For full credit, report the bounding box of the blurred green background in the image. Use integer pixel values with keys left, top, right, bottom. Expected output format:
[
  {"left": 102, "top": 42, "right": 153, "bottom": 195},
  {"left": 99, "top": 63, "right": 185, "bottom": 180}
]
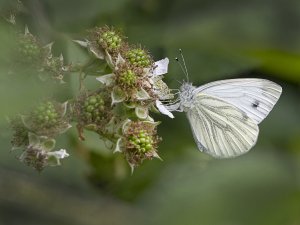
[{"left": 1, "top": 0, "right": 300, "bottom": 224}]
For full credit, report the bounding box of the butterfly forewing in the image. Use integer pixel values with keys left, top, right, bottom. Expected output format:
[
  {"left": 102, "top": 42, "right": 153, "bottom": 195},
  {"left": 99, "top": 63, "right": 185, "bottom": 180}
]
[
  {"left": 187, "top": 93, "right": 259, "bottom": 158},
  {"left": 195, "top": 79, "right": 282, "bottom": 124}
]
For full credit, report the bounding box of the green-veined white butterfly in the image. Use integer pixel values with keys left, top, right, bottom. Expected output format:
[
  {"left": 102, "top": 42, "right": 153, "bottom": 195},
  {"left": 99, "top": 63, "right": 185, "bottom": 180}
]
[{"left": 165, "top": 51, "right": 282, "bottom": 158}]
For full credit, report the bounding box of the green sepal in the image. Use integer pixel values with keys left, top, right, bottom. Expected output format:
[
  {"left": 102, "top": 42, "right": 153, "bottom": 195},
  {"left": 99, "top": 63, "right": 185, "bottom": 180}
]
[
  {"left": 136, "top": 88, "right": 150, "bottom": 100},
  {"left": 111, "top": 86, "right": 126, "bottom": 104},
  {"left": 135, "top": 106, "right": 148, "bottom": 119},
  {"left": 28, "top": 132, "right": 40, "bottom": 146},
  {"left": 121, "top": 119, "right": 132, "bottom": 134},
  {"left": 123, "top": 101, "right": 136, "bottom": 109},
  {"left": 113, "top": 138, "right": 123, "bottom": 153},
  {"left": 42, "top": 138, "right": 56, "bottom": 152},
  {"left": 96, "top": 73, "right": 115, "bottom": 86}
]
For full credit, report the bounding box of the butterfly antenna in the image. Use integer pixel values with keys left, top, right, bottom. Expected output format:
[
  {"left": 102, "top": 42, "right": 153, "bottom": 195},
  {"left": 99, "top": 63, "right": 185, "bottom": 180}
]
[
  {"left": 175, "top": 57, "right": 187, "bottom": 82},
  {"left": 179, "top": 49, "right": 189, "bottom": 82}
]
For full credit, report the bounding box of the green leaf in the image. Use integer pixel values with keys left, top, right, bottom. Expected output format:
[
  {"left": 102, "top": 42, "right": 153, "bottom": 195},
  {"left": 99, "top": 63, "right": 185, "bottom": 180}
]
[{"left": 248, "top": 49, "right": 300, "bottom": 83}]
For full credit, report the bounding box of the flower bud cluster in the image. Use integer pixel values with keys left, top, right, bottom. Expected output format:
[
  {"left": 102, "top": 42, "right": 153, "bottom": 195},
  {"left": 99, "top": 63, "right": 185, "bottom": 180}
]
[
  {"left": 13, "top": 27, "right": 69, "bottom": 83},
  {"left": 126, "top": 48, "right": 152, "bottom": 67},
  {"left": 32, "top": 101, "right": 59, "bottom": 128},
  {"left": 74, "top": 90, "right": 113, "bottom": 138},
  {"left": 121, "top": 121, "right": 161, "bottom": 169},
  {"left": 17, "top": 33, "right": 41, "bottom": 63},
  {"left": 9, "top": 24, "right": 175, "bottom": 172},
  {"left": 98, "top": 29, "right": 123, "bottom": 52},
  {"left": 10, "top": 101, "right": 71, "bottom": 171},
  {"left": 74, "top": 25, "right": 174, "bottom": 170}
]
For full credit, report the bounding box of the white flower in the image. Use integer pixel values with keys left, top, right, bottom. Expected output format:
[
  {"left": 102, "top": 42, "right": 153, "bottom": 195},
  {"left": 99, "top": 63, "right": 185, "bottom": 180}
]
[
  {"left": 153, "top": 58, "right": 169, "bottom": 76},
  {"left": 47, "top": 149, "right": 70, "bottom": 166},
  {"left": 147, "top": 58, "right": 174, "bottom": 119},
  {"left": 96, "top": 55, "right": 174, "bottom": 118},
  {"left": 47, "top": 149, "right": 69, "bottom": 159}
]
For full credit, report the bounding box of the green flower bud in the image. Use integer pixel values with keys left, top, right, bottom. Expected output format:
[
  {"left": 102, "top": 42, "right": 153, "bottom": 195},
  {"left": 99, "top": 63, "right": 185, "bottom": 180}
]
[
  {"left": 123, "top": 121, "right": 161, "bottom": 168},
  {"left": 98, "top": 28, "right": 123, "bottom": 52},
  {"left": 83, "top": 94, "right": 106, "bottom": 123},
  {"left": 126, "top": 48, "right": 152, "bottom": 68},
  {"left": 18, "top": 35, "right": 41, "bottom": 63},
  {"left": 117, "top": 69, "right": 137, "bottom": 87},
  {"left": 32, "top": 102, "right": 59, "bottom": 128}
]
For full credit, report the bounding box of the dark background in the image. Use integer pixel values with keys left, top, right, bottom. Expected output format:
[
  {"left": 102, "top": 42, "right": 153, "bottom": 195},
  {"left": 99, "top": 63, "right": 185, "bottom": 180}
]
[{"left": 0, "top": 0, "right": 300, "bottom": 225}]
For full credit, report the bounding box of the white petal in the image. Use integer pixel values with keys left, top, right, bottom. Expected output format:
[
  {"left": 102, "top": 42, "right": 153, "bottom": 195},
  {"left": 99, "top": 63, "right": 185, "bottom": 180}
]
[
  {"left": 96, "top": 73, "right": 115, "bottom": 86},
  {"left": 153, "top": 58, "right": 169, "bottom": 76},
  {"left": 156, "top": 100, "right": 174, "bottom": 118},
  {"left": 48, "top": 149, "right": 69, "bottom": 159}
]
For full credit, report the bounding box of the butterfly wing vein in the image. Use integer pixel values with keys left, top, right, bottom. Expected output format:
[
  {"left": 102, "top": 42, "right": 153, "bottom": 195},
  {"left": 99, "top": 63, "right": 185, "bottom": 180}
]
[
  {"left": 187, "top": 94, "right": 259, "bottom": 158},
  {"left": 196, "top": 79, "right": 282, "bottom": 124}
]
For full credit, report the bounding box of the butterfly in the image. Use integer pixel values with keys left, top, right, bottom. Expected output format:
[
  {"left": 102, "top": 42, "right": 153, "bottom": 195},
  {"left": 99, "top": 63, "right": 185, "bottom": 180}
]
[{"left": 166, "top": 51, "right": 282, "bottom": 158}]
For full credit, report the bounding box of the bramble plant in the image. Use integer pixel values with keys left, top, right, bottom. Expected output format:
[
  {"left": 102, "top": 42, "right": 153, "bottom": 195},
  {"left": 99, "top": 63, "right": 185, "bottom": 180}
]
[{"left": 8, "top": 20, "right": 174, "bottom": 172}]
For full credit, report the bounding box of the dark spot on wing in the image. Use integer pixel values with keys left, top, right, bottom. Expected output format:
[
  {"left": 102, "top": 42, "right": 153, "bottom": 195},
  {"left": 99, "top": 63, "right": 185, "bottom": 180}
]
[{"left": 252, "top": 100, "right": 259, "bottom": 108}]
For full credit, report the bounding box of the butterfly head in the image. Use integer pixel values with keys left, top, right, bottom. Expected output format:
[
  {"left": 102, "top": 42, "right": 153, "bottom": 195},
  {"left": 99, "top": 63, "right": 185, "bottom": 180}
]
[
  {"left": 180, "top": 81, "right": 195, "bottom": 93},
  {"left": 177, "top": 81, "right": 196, "bottom": 110},
  {"left": 173, "top": 49, "right": 197, "bottom": 110}
]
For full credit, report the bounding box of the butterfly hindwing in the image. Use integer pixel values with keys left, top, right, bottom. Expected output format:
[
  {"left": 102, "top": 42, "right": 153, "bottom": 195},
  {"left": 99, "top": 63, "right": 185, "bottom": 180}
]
[
  {"left": 186, "top": 93, "right": 259, "bottom": 158},
  {"left": 195, "top": 79, "right": 282, "bottom": 124}
]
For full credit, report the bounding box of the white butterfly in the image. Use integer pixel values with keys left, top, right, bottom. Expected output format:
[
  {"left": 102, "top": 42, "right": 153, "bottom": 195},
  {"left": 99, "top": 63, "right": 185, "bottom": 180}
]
[{"left": 166, "top": 53, "right": 282, "bottom": 158}]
